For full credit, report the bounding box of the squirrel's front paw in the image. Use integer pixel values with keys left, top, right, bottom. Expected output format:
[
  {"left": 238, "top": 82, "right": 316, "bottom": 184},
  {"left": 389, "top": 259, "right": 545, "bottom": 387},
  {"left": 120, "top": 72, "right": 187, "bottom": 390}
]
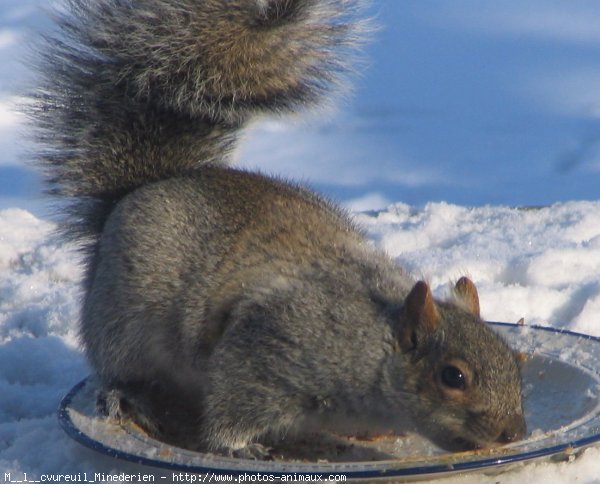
[{"left": 230, "top": 443, "right": 273, "bottom": 461}]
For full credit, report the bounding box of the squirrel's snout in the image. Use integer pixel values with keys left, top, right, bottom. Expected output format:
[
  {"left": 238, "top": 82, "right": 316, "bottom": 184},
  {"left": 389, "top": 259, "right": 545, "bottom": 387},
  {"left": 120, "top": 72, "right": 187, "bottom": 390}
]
[{"left": 496, "top": 414, "right": 527, "bottom": 445}]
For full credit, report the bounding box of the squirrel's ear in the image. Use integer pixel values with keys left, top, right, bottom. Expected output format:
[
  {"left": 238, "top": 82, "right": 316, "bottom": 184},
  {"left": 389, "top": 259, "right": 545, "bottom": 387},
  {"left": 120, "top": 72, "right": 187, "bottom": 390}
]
[
  {"left": 399, "top": 281, "right": 440, "bottom": 352},
  {"left": 453, "top": 277, "right": 480, "bottom": 318}
]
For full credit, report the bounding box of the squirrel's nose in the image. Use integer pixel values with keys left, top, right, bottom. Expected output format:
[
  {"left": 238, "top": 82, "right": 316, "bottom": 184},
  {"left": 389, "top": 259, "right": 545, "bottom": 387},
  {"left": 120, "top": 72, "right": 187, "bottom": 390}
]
[{"left": 496, "top": 414, "right": 527, "bottom": 444}]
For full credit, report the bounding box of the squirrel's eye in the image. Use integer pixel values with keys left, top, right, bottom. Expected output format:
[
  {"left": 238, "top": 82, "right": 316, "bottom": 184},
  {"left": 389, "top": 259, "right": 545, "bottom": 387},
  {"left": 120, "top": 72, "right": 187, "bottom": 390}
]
[{"left": 441, "top": 365, "right": 466, "bottom": 390}]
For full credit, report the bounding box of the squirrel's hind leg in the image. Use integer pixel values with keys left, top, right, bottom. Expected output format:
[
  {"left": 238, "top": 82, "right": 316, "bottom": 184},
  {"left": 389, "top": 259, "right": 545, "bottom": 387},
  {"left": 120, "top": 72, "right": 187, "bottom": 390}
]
[
  {"left": 96, "top": 381, "right": 204, "bottom": 451},
  {"left": 96, "top": 385, "right": 164, "bottom": 436},
  {"left": 95, "top": 380, "right": 280, "bottom": 460}
]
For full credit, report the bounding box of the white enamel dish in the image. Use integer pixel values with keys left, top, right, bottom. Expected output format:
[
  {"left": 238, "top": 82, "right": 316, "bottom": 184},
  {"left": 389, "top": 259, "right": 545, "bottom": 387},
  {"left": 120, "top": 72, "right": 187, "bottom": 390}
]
[{"left": 58, "top": 323, "right": 600, "bottom": 480}]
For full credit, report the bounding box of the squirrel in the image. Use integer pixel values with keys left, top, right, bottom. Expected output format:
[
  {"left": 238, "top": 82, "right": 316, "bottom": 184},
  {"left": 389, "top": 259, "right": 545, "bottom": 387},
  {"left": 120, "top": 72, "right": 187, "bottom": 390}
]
[{"left": 30, "top": 0, "right": 526, "bottom": 458}]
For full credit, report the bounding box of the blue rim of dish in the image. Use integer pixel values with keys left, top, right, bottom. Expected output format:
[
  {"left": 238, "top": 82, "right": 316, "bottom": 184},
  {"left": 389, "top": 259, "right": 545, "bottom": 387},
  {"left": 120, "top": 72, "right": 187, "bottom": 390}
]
[{"left": 58, "top": 323, "right": 600, "bottom": 479}]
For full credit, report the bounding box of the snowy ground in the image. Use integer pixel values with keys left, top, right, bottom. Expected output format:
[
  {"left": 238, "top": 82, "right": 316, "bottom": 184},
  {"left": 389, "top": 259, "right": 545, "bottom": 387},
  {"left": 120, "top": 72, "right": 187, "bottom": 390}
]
[{"left": 2, "top": 0, "right": 600, "bottom": 482}]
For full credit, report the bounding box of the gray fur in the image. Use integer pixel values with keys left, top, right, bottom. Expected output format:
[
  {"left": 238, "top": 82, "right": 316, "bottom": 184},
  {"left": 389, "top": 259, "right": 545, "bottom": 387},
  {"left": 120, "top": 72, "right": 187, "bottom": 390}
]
[
  {"left": 30, "top": 0, "right": 525, "bottom": 456},
  {"left": 29, "top": 0, "right": 367, "bottom": 241}
]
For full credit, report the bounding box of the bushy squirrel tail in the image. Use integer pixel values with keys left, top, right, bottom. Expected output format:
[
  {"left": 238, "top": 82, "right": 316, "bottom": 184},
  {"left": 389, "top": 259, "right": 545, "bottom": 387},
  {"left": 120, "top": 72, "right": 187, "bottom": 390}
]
[{"left": 30, "top": 0, "right": 368, "bottom": 239}]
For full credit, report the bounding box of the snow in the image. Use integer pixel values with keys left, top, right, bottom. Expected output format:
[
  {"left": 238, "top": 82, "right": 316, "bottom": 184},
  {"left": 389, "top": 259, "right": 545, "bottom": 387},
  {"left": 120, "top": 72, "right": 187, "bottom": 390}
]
[
  {"left": 1, "top": 0, "right": 600, "bottom": 482},
  {"left": 356, "top": 201, "right": 600, "bottom": 336}
]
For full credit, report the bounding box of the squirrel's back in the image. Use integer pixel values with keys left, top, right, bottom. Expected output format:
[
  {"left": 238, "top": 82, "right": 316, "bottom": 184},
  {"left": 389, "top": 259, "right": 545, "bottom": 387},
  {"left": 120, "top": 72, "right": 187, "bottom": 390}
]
[{"left": 31, "top": 0, "right": 367, "bottom": 240}]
